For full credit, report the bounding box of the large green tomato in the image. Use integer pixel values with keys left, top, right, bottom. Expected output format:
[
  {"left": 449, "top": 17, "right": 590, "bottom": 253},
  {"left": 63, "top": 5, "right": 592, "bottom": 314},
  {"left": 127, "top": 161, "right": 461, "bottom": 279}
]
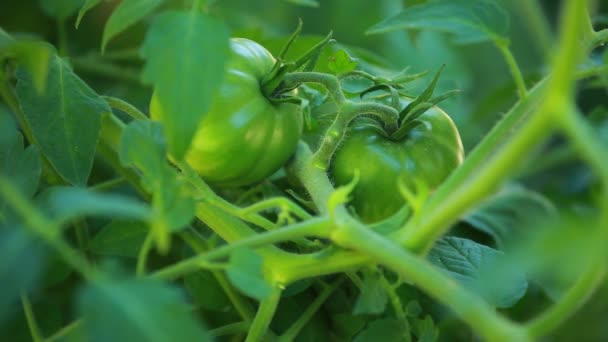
[
  {"left": 331, "top": 99, "right": 464, "bottom": 223},
  {"left": 151, "top": 38, "right": 302, "bottom": 187}
]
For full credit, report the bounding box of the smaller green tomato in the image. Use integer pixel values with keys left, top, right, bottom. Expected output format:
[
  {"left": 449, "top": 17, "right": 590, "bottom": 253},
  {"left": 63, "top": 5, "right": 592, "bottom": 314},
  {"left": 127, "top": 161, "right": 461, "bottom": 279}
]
[
  {"left": 331, "top": 99, "right": 464, "bottom": 223},
  {"left": 150, "top": 38, "right": 302, "bottom": 187}
]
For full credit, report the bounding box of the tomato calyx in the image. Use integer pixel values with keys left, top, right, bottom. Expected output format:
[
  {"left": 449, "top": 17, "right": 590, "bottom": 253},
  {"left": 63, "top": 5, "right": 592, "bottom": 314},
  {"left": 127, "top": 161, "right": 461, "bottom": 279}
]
[
  {"left": 357, "top": 65, "right": 462, "bottom": 142},
  {"left": 261, "top": 21, "right": 334, "bottom": 99}
]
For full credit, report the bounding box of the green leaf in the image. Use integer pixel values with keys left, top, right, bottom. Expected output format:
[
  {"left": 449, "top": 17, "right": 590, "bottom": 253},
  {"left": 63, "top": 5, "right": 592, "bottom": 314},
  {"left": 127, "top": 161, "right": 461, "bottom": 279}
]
[
  {"left": 40, "top": 186, "right": 152, "bottom": 224},
  {"left": 89, "top": 220, "right": 149, "bottom": 258},
  {"left": 354, "top": 318, "right": 407, "bottom": 342},
  {"left": 328, "top": 49, "right": 358, "bottom": 75},
  {"left": 226, "top": 248, "right": 272, "bottom": 300},
  {"left": 463, "top": 184, "right": 556, "bottom": 247},
  {"left": 0, "top": 129, "right": 41, "bottom": 219},
  {"left": 0, "top": 33, "right": 53, "bottom": 93},
  {"left": 428, "top": 236, "right": 528, "bottom": 308},
  {"left": 16, "top": 55, "right": 109, "bottom": 186},
  {"left": 39, "top": 0, "right": 84, "bottom": 20},
  {"left": 101, "top": 0, "right": 164, "bottom": 53},
  {"left": 412, "top": 315, "right": 439, "bottom": 342},
  {"left": 119, "top": 120, "right": 166, "bottom": 183},
  {"left": 184, "top": 271, "right": 232, "bottom": 311},
  {"left": 0, "top": 227, "right": 46, "bottom": 324},
  {"left": 503, "top": 216, "right": 606, "bottom": 301},
  {"left": 76, "top": 0, "right": 104, "bottom": 28},
  {"left": 353, "top": 270, "right": 388, "bottom": 315},
  {"left": 366, "top": 0, "right": 509, "bottom": 44},
  {"left": 78, "top": 278, "right": 211, "bottom": 342},
  {"left": 140, "top": 10, "right": 229, "bottom": 160},
  {"left": 285, "top": 0, "right": 319, "bottom": 7},
  {"left": 119, "top": 120, "right": 195, "bottom": 252}
]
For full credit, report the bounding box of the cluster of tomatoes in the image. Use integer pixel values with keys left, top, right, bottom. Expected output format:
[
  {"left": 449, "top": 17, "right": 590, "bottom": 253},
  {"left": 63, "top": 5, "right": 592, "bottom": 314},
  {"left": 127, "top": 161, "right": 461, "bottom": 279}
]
[{"left": 151, "top": 38, "right": 464, "bottom": 223}]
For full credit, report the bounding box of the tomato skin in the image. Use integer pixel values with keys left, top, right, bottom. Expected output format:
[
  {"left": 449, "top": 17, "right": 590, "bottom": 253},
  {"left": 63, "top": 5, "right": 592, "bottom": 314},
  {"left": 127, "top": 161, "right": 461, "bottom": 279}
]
[
  {"left": 151, "top": 38, "right": 302, "bottom": 187},
  {"left": 331, "top": 99, "right": 464, "bottom": 223}
]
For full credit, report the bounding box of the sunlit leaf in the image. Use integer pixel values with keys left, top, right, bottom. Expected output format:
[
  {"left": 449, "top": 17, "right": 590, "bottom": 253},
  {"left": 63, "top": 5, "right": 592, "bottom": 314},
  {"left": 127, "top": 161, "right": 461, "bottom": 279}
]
[
  {"left": 140, "top": 10, "right": 229, "bottom": 160},
  {"left": 328, "top": 50, "right": 358, "bottom": 75}
]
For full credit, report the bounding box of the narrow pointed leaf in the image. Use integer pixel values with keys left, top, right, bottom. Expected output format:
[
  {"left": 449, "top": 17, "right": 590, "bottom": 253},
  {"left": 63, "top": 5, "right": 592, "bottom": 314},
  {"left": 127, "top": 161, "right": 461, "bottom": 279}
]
[{"left": 101, "top": 0, "right": 164, "bottom": 53}]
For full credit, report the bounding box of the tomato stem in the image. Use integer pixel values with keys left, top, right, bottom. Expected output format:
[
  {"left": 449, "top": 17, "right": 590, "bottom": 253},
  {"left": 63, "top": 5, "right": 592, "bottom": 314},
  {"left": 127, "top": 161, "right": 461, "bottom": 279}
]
[
  {"left": 312, "top": 101, "right": 398, "bottom": 170},
  {"left": 245, "top": 286, "right": 282, "bottom": 342}
]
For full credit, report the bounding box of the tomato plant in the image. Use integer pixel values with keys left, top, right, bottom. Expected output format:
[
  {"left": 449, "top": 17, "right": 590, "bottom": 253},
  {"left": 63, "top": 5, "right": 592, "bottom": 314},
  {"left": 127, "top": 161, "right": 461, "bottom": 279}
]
[
  {"left": 150, "top": 38, "right": 302, "bottom": 187},
  {"left": 2, "top": 1, "right": 608, "bottom": 342}
]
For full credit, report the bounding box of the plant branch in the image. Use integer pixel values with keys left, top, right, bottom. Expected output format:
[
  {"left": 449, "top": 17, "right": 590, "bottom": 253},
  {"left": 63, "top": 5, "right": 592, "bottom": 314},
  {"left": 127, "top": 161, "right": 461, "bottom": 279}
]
[
  {"left": 21, "top": 293, "right": 44, "bottom": 342},
  {"left": 245, "top": 286, "right": 282, "bottom": 342},
  {"left": 495, "top": 39, "right": 527, "bottom": 99}
]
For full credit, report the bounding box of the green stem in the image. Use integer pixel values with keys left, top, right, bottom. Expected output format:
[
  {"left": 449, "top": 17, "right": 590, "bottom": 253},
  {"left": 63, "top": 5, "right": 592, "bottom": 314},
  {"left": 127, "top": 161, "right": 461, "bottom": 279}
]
[
  {"left": 526, "top": 262, "right": 606, "bottom": 339},
  {"left": 150, "top": 216, "right": 331, "bottom": 281},
  {"left": 74, "top": 220, "right": 90, "bottom": 256},
  {"left": 21, "top": 293, "right": 44, "bottom": 342},
  {"left": 179, "top": 229, "right": 256, "bottom": 322},
  {"left": 71, "top": 57, "right": 141, "bottom": 83},
  {"left": 288, "top": 141, "right": 524, "bottom": 341},
  {"left": 380, "top": 276, "right": 411, "bottom": 342},
  {"left": 136, "top": 231, "right": 154, "bottom": 277},
  {"left": 330, "top": 214, "right": 530, "bottom": 342},
  {"left": 396, "top": 0, "right": 589, "bottom": 254},
  {"left": 97, "top": 48, "right": 141, "bottom": 61},
  {"left": 103, "top": 96, "right": 148, "bottom": 120},
  {"left": 396, "top": 108, "right": 554, "bottom": 253},
  {"left": 278, "top": 278, "right": 344, "bottom": 342},
  {"left": 496, "top": 39, "right": 527, "bottom": 99},
  {"left": 0, "top": 175, "right": 97, "bottom": 281},
  {"left": 209, "top": 321, "right": 250, "bottom": 337},
  {"left": 45, "top": 320, "right": 82, "bottom": 342},
  {"left": 245, "top": 286, "right": 282, "bottom": 342},
  {"left": 56, "top": 20, "right": 68, "bottom": 56},
  {"left": 282, "top": 72, "right": 346, "bottom": 104},
  {"left": 312, "top": 100, "right": 398, "bottom": 170},
  {"left": 91, "top": 177, "right": 127, "bottom": 191},
  {"left": 558, "top": 108, "right": 608, "bottom": 191},
  {"left": 239, "top": 197, "right": 312, "bottom": 221}
]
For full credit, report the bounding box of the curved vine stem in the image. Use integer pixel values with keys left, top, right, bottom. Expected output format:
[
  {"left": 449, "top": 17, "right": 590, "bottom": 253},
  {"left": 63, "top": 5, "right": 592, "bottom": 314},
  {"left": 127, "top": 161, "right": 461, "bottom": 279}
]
[
  {"left": 282, "top": 71, "right": 398, "bottom": 170},
  {"left": 245, "top": 286, "right": 282, "bottom": 342}
]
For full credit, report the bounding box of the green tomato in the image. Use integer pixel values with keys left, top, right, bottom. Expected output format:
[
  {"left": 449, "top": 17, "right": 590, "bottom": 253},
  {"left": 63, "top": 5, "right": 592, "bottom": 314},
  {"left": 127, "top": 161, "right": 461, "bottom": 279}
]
[
  {"left": 151, "top": 38, "right": 302, "bottom": 187},
  {"left": 331, "top": 99, "right": 464, "bottom": 223}
]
